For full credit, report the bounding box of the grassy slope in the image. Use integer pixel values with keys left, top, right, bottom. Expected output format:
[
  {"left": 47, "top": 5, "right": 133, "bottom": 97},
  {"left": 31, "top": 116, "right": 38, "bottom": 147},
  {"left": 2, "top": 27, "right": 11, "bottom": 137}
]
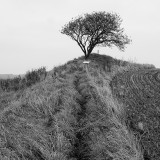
[
  {"left": 111, "top": 68, "right": 160, "bottom": 160},
  {"left": 0, "top": 53, "right": 158, "bottom": 160}
]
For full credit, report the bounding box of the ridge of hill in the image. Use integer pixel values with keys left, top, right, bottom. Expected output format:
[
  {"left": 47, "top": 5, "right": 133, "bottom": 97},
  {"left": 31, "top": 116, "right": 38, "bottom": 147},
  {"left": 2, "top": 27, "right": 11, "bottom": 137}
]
[{"left": 0, "top": 53, "right": 159, "bottom": 160}]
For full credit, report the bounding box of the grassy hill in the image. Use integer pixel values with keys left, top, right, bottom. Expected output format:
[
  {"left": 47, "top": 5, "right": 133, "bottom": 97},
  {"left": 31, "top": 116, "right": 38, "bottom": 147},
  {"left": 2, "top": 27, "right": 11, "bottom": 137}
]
[{"left": 0, "top": 53, "right": 159, "bottom": 160}]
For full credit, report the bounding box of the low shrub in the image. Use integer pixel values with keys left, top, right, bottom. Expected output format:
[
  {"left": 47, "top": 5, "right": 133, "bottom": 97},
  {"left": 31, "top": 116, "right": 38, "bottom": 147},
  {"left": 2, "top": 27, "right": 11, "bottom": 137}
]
[{"left": 0, "top": 67, "right": 47, "bottom": 92}]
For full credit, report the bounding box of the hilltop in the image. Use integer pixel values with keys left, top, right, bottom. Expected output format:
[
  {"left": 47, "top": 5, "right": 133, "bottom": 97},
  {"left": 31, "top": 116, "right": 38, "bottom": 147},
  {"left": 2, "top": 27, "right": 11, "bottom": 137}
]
[{"left": 0, "top": 53, "right": 159, "bottom": 160}]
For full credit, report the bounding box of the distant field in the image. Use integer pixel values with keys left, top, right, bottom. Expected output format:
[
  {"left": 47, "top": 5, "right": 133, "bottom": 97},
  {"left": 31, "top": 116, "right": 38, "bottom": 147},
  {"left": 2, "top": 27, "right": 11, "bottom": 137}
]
[{"left": 0, "top": 74, "right": 18, "bottom": 79}]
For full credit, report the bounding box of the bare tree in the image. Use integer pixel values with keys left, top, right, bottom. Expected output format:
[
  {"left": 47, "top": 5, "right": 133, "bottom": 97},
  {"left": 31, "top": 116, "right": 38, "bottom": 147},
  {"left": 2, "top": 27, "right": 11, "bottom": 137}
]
[{"left": 61, "top": 11, "right": 131, "bottom": 59}]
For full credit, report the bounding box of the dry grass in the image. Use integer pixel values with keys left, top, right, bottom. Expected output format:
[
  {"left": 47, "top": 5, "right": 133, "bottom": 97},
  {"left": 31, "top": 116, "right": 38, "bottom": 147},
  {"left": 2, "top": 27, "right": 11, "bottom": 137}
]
[
  {"left": 0, "top": 53, "right": 154, "bottom": 159},
  {"left": 84, "top": 63, "right": 143, "bottom": 160},
  {"left": 111, "top": 64, "right": 160, "bottom": 159}
]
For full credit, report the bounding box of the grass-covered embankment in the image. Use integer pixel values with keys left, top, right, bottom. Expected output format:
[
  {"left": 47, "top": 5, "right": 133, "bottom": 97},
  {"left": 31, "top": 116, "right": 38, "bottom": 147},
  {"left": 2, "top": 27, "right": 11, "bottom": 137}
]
[{"left": 0, "top": 53, "right": 156, "bottom": 160}]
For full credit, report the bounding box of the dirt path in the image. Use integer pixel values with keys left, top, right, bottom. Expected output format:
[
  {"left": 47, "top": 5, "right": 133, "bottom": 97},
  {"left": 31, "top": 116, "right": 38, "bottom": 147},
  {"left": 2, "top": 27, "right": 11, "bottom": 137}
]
[{"left": 72, "top": 70, "right": 91, "bottom": 160}]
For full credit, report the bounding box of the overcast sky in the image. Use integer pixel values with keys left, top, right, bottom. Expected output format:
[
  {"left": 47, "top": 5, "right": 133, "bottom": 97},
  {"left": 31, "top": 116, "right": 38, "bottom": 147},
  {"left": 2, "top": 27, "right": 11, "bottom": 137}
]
[{"left": 0, "top": 0, "right": 160, "bottom": 74}]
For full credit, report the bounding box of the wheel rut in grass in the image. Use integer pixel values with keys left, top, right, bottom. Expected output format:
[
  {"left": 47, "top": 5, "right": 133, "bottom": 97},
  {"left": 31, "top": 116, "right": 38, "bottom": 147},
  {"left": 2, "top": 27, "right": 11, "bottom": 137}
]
[
  {"left": 111, "top": 68, "right": 160, "bottom": 160},
  {"left": 71, "top": 71, "right": 91, "bottom": 160}
]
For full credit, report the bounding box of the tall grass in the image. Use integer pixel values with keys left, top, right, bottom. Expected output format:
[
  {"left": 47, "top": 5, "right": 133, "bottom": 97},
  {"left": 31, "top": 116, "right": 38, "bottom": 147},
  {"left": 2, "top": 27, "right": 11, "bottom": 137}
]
[
  {"left": 82, "top": 63, "right": 144, "bottom": 160},
  {"left": 0, "top": 53, "right": 147, "bottom": 159}
]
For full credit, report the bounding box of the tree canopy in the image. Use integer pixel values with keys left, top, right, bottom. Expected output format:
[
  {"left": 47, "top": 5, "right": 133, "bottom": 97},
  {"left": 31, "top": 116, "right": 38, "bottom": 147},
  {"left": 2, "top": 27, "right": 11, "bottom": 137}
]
[{"left": 61, "top": 11, "right": 131, "bottom": 59}]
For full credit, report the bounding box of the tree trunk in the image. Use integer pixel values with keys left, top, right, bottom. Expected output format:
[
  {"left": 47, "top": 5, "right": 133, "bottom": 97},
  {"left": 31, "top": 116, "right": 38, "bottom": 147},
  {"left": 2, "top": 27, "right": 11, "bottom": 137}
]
[
  {"left": 83, "top": 43, "right": 95, "bottom": 60},
  {"left": 85, "top": 53, "right": 90, "bottom": 60},
  {"left": 85, "top": 47, "right": 94, "bottom": 59},
  {"left": 84, "top": 52, "right": 87, "bottom": 59}
]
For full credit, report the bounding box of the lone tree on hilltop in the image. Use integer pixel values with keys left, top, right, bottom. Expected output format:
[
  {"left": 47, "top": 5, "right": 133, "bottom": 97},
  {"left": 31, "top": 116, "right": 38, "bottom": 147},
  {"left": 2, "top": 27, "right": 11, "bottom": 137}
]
[{"left": 61, "top": 11, "right": 131, "bottom": 59}]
